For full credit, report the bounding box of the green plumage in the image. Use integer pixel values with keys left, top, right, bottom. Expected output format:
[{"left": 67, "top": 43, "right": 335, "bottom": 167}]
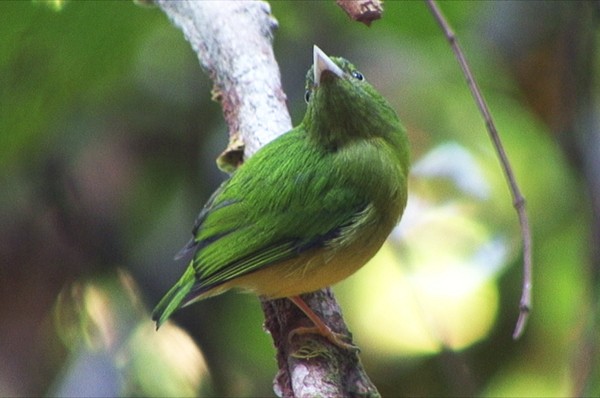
[{"left": 152, "top": 46, "right": 409, "bottom": 328}]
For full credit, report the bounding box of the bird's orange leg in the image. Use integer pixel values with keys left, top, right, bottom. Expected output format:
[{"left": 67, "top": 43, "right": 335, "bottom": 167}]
[{"left": 288, "top": 295, "right": 358, "bottom": 351}]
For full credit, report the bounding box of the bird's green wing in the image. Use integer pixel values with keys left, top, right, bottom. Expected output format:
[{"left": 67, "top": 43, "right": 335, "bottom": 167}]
[
  {"left": 190, "top": 131, "right": 368, "bottom": 292},
  {"left": 152, "top": 130, "right": 368, "bottom": 327}
]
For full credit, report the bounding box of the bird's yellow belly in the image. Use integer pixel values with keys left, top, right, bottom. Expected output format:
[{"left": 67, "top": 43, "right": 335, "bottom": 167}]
[{"left": 219, "top": 230, "right": 387, "bottom": 298}]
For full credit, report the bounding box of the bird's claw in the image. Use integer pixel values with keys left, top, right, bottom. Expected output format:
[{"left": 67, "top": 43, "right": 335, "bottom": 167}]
[{"left": 288, "top": 325, "right": 360, "bottom": 352}]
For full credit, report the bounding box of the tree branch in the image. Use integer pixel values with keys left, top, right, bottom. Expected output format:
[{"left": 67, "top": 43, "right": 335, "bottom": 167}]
[
  {"left": 155, "top": 0, "right": 290, "bottom": 163},
  {"left": 153, "top": 1, "right": 378, "bottom": 396}
]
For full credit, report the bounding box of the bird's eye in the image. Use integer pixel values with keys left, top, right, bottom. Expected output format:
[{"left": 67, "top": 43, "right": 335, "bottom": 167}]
[
  {"left": 304, "top": 90, "right": 311, "bottom": 103},
  {"left": 351, "top": 70, "right": 364, "bottom": 81}
]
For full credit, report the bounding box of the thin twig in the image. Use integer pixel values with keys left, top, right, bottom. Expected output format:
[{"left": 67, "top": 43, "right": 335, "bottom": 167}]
[{"left": 424, "top": 0, "right": 533, "bottom": 339}]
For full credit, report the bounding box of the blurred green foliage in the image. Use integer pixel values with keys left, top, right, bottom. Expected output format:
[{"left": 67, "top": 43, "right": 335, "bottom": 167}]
[{"left": 1, "top": 0, "right": 599, "bottom": 397}]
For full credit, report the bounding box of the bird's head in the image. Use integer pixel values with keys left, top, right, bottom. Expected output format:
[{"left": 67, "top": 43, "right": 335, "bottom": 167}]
[{"left": 303, "top": 46, "right": 402, "bottom": 150}]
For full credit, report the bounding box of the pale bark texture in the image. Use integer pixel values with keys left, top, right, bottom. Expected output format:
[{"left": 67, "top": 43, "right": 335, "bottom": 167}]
[
  {"left": 155, "top": 0, "right": 290, "bottom": 163},
  {"left": 153, "top": 1, "right": 379, "bottom": 396}
]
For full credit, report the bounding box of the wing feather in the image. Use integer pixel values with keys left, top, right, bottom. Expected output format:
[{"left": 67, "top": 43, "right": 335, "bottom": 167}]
[{"left": 183, "top": 131, "right": 367, "bottom": 297}]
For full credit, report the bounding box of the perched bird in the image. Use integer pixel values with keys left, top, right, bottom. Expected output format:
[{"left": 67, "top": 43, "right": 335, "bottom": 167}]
[{"left": 152, "top": 46, "right": 409, "bottom": 349}]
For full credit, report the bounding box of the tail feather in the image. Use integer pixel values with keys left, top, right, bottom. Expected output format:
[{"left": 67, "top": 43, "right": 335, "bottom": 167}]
[{"left": 152, "top": 267, "right": 196, "bottom": 329}]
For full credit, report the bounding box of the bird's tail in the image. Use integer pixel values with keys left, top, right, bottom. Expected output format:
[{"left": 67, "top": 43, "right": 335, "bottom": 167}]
[{"left": 151, "top": 266, "right": 196, "bottom": 329}]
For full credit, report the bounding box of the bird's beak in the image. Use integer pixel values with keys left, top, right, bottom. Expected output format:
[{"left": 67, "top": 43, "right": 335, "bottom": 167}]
[{"left": 313, "top": 45, "right": 344, "bottom": 85}]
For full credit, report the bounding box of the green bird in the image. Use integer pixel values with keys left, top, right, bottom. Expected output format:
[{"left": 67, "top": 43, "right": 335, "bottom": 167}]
[{"left": 152, "top": 46, "right": 409, "bottom": 349}]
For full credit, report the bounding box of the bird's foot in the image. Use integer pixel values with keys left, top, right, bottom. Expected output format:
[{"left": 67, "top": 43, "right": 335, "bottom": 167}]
[{"left": 288, "top": 325, "right": 359, "bottom": 352}]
